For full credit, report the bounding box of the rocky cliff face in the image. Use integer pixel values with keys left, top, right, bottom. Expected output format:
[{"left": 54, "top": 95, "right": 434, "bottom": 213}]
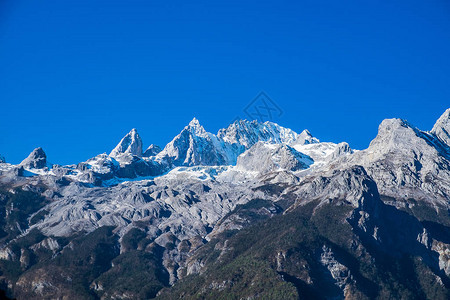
[
  {"left": 339, "top": 116, "right": 450, "bottom": 209},
  {"left": 156, "top": 118, "right": 234, "bottom": 166},
  {"left": 236, "top": 142, "right": 313, "bottom": 173},
  {"left": 0, "top": 109, "right": 449, "bottom": 299},
  {"left": 19, "top": 147, "right": 47, "bottom": 169},
  {"left": 110, "top": 128, "right": 143, "bottom": 158}
]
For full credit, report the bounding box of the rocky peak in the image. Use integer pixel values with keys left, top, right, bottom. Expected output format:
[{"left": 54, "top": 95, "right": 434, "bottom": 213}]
[
  {"left": 431, "top": 108, "right": 450, "bottom": 146},
  {"left": 368, "top": 118, "right": 417, "bottom": 153},
  {"left": 329, "top": 142, "right": 353, "bottom": 160},
  {"left": 217, "top": 119, "right": 301, "bottom": 148},
  {"left": 0, "top": 154, "right": 5, "bottom": 163},
  {"left": 185, "top": 118, "right": 208, "bottom": 137},
  {"left": 236, "top": 142, "right": 313, "bottom": 173},
  {"left": 157, "top": 119, "right": 230, "bottom": 166},
  {"left": 110, "top": 128, "right": 143, "bottom": 157},
  {"left": 143, "top": 144, "right": 162, "bottom": 157},
  {"left": 297, "top": 129, "right": 320, "bottom": 145},
  {"left": 20, "top": 147, "right": 47, "bottom": 169}
]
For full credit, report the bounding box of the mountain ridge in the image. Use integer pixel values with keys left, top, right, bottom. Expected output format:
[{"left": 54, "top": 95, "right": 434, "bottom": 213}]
[{"left": 0, "top": 109, "right": 449, "bottom": 299}]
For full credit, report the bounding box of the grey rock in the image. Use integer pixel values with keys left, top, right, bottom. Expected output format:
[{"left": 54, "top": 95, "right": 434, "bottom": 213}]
[
  {"left": 236, "top": 142, "right": 313, "bottom": 173},
  {"left": 143, "top": 144, "right": 162, "bottom": 157},
  {"left": 340, "top": 117, "right": 450, "bottom": 208},
  {"left": 110, "top": 128, "right": 143, "bottom": 157},
  {"left": 20, "top": 147, "right": 47, "bottom": 169},
  {"left": 157, "top": 118, "right": 233, "bottom": 166},
  {"left": 329, "top": 142, "right": 353, "bottom": 160}
]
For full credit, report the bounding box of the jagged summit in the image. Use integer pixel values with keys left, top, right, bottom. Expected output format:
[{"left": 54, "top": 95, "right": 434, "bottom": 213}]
[
  {"left": 431, "top": 108, "right": 450, "bottom": 146},
  {"left": 157, "top": 118, "right": 230, "bottom": 166},
  {"left": 217, "top": 119, "right": 304, "bottom": 148},
  {"left": 20, "top": 147, "right": 47, "bottom": 169},
  {"left": 189, "top": 117, "right": 200, "bottom": 127},
  {"left": 185, "top": 117, "right": 208, "bottom": 137},
  {"left": 110, "top": 128, "right": 143, "bottom": 157},
  {"left": 0, "top": 154, "right": 5, "bottom": 163}
]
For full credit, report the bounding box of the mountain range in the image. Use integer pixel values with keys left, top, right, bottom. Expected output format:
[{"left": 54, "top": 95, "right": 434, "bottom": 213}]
[{"left": 0, "top": 108, "right": 449, "bottom": 299}]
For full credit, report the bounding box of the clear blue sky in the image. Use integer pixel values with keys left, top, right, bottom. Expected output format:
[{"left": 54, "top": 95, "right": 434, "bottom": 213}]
[{"left": 1, "top": 0, "right": 449, "bottom": 165}]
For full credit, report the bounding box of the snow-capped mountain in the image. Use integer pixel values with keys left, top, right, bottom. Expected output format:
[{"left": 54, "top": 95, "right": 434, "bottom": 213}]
[
  {"left": 156, "top": 118, "right": 235, "bottom": 166},
  {"left": 155, "top": 117, "right": 320, "bottom": 168},
  {"left": 0, "top": 109, "right": 449, "bottom": 299},
  {"left": 143, "top": 144, "right": 162, "bottom": 157},
  {"left": 217, "top": 119, "right": 318, "bottom": 148},
  {"left": 110, "top": 128, "right": 143, "bottom": 158},
  {"left": 19, "top": 147, "right": 47, "bottom": 169}
]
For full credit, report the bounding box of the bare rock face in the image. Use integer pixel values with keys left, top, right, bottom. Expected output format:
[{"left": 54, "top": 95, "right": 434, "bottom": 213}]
[
  {"left": 341, "top": 117, "right": 450, "bottom": 208},
  {"left": 432, "top": 108, "right": 450, "bottom": 147},
  {"left": 20, "top": 147, "right": 47, "bottom": 169},
  {"left": 0, "top": 154, "right": 5, "bottom": 163},
  {"left": 236, "top": 142, "right": 313, "bottom": 173},
  {"left": 110, "top": 128, "right": 143, "bottom": 157},
  {"left": 291, "top": 166, "right": 380, "bottom": 211},
  {"left": 329, "top": 142, "right": 353, "bottom": 160},
  {"left": 320, "top": 245, "right": 354, "bottom": 297}
]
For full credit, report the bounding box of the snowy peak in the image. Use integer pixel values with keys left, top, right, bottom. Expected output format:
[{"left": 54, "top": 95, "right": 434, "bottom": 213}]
[
  {"left": 186, "top": 117, "right": 208, "bottom": 137},
  {"left": 217, "top": 119, "right": 305, "bottom": 148},
  {"left": 297, "top": 129, "right": 320, "bottom": 145},
  {"left": 143, "top": 144, "right": 162, "bottom": 157},
  {"left": 110, "top": 128, "right": 143, "bottom": 157},
  {"left": 431, "top": 108, "right": 450, "bottom": 146},
  {"left": 157, "top": 118, "right": 230, "bottom": 166},
  {"left": 189, "top": 117, "right": 200, "bottom": 127},
  {"left": 20, "top": 147, "right": 47, "bottom": 169},
  {"left": 156, "top": 118, "right": 321, "bottom": 168}
]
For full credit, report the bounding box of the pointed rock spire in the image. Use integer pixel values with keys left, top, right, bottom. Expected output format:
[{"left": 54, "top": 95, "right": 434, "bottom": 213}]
[
  {"left": 157, "top": 118, "right": 230, "bottom": 166},
  {"left": 189, "top": 117, "right": 200, "bottom": 127},
  {"left": 20, "top": 147, "right": 47, "bottom": 169},
  {"left": 0, "top": 154, "right": 5, "bottom": 163},
  {"left": 431, "top": 108, "right": 450, "bottom": 146},
  {"left": 186, "top": 117, "right": 207, "bottom": 136},
  {"left": 110, "top": 128, "right": 143, "bottom": 157}
]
